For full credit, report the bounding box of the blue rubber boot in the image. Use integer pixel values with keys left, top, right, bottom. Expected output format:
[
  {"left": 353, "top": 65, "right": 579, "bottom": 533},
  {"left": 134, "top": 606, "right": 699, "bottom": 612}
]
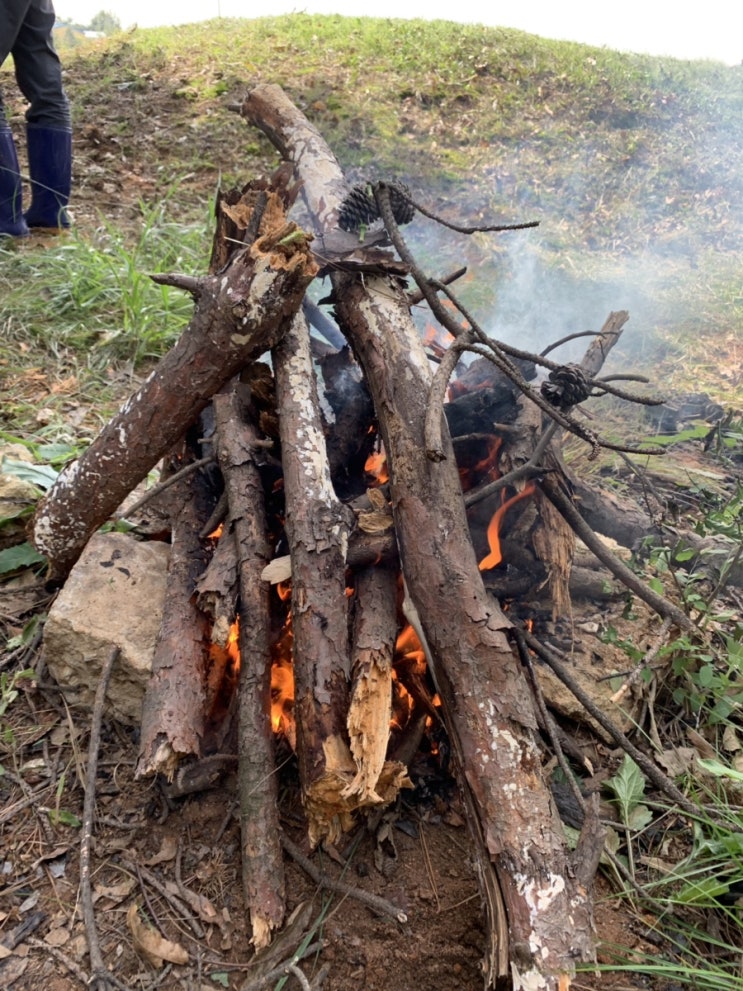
[
  {"left": 0, "top": 127, "right": 29, "bottom": 238},
  {"left": 24, "top": 124, "right": 72, "bottom": 230}
]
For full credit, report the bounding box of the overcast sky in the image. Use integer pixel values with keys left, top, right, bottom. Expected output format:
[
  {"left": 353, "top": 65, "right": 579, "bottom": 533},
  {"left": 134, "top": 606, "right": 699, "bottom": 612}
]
[{"left": 55, "top": 0, "right": 742, "bottom": 65}]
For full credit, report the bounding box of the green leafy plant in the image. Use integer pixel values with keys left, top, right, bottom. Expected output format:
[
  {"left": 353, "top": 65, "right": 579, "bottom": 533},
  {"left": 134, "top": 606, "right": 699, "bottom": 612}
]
[
  {"left": 47, "top": 772, "right": 82, "bottom": 829},
  {"left": 0, "top": 667, "right": 36, "bottom": 754},
  {"left": 603, "top": 754, "right": 653, "bottom": 877}
]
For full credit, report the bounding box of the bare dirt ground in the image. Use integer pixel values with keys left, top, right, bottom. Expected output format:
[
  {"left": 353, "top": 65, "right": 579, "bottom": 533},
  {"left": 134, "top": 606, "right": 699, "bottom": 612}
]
[
  {"left": 0, "top": 586, "right": 670, "bottom": 991},
  {"left": 2, "top": 47, "right": 741, "bottom": 991}
]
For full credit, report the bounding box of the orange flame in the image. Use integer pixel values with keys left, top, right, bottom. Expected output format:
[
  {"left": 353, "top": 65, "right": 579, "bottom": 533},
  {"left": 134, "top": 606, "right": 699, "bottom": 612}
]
[
  {"left": 395, "top": 623, "right": 426, "bottom": 671},
  {"left": 460, "top": 436, "right": 502, "bottom": 493},
  {"left": 478, "top": 482, "right": 537, "bottom": 571},
  {"left": 364, "top": 448, "right": 389, "bottom": 485},
  {"left": 271, "top": 581, "right": 296, "bottom": 746}
]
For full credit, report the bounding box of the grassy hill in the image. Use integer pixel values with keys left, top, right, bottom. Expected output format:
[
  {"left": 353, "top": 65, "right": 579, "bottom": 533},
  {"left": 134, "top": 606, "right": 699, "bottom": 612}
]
[{"left": 1, "top": 15, "right": 741, "bottom": 438}]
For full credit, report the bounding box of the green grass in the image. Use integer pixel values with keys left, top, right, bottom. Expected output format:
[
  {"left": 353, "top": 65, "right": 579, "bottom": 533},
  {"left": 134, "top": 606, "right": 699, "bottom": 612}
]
[{"left": 0, "top": 187, "right": 211, "bottom": 439}]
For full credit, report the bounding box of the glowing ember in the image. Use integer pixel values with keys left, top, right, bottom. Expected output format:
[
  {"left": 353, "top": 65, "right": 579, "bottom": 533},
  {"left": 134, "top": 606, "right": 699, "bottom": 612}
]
[{"left": 478, "top": 482, "right": 537, "bottom": 571}]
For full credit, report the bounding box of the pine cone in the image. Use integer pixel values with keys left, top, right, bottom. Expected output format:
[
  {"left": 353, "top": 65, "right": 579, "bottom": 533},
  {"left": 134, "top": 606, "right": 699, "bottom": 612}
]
[
  {"left": 338, "top": 185, "right": 379, "bottom": 232},
  {"left": 387, "top": 182, "right": 416, "bottom": 225},
  {"left": 541, "top": 364, "right": 591, "bottom": 409}
]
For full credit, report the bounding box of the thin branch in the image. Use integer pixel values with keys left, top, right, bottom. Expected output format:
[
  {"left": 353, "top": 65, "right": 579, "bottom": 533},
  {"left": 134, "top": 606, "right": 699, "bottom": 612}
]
[
  {"left": 464, "top": 422, "right": 558, "bottom": 508},
  {"left": 424, "top": 337, "right": 473, "bottom": 459},
  {"left": 539, "top": 476, "right": 695, "bottom": 631},
  {"left": 28, "top": 937, "right": 91, "bottom": 987},
  {"left": 371, "top": 192, "right": 666, "bottom": 458},
  {"left": 401, "top": 186, "right": 539, "bottom": 234},
  {"left": 238, "top": 942, "right": 324, "bottom": 991},
  {"left": 80, "top": 647, "right": 128, "bottom": 991},
  {"left": 407, "top": 266, "right": 467, "bottom": 306},
  {"left": 540, "top": 331, "right": 600, "bottom": 357},
  {"left": 288, "top": 964, "right": 313, "bottom": 991},
  {"left": 519, "top": 627, "right": 704, "bottom": 821},
  {"left": 149, "top": 272, "right": 203, "bottom": 295},
  {"left": 119, "top": 455, "right": 214, "bottom": 519},
  {"left": 280, "top": 833, "right": 408, "bottom": 923},
  {"left": 119, "top": 859, "right": 206, "bottom": 938},
  {"left": 609, "top": 616, "right": 674, "bottom": 705}
]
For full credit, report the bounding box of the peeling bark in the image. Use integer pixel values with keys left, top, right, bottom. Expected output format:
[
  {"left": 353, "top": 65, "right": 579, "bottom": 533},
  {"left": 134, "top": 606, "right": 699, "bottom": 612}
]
[{"left": 345, "top": 565, "right": 401, "bottom": 804}]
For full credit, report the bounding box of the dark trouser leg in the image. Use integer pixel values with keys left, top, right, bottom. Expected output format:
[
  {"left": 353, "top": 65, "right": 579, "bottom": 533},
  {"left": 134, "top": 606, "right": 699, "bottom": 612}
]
[
  {"left": 11, "top": 0, "right": 71, "bottom": 128},
  {"left": 11, "top": 0, "right": 72, "bottom": 227},
  {"left": 0, "top": 124, "right": 30, "bottom": 236}
]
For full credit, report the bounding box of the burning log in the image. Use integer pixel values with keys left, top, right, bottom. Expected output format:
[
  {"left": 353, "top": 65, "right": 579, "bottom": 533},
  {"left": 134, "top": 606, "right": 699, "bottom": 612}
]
[
  {"left": 272, "top": 308, "right": 355, "bottom": 845},
  {"left": 31, "top": 171, "right": 318, "bottom": 581},
  {"left": 136, "top": 439, "right": 217, "bottom": 779},
  {"left": 242, "top": 83, "right": 596, "bottom": 990},
  {"left": 212, "top": 386, "right": 285, "bottom": 950},
  {"left": 273, "top": 312, "right": 411, "bottom": 843}
]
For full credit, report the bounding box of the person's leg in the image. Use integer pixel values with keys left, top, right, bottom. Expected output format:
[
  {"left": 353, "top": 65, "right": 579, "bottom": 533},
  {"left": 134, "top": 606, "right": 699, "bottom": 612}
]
[
  {"left": 0, "top": 118, "right": 30, "bottom": 236},
  {"left": 0, "top": 1, "right": 33, "bottom": 234},
  {"left": 0, "top": 0, "right": 33, "bottom": 64},
  {"left": 12, "top": 0, "right": 72, "bottom": 228}
]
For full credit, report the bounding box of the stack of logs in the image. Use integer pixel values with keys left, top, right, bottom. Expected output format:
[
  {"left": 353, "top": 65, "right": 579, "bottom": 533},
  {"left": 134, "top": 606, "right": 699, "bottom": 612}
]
[{"left": 31, "top": 84, "right": 690, "bottom": 991}]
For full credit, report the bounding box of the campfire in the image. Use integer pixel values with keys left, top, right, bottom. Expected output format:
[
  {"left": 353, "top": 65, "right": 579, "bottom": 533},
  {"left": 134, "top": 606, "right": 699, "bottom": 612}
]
[{"left": 30, "top": 84, "right": 706, "bottom": 991}]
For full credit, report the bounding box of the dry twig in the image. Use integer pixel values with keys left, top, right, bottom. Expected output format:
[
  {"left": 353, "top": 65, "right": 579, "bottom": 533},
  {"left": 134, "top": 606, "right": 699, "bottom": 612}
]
[
  {"left": 540, "top": 477, "right": 695, "bottom": 632},
  {"left": 280, "top": 832, "right": 408, "bottom": 923},
  {"left": 80, "top": 646, "right": 127, "bottom": 991}
]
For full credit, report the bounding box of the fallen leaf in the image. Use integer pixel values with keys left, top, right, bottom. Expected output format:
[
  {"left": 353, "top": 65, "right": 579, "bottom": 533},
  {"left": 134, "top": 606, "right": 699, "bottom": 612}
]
[
  {"left": 144, "top": 834, "right": 178, "bottom": 866},
  {"left": 93, "top": 878, "right": 137, "bottom": 904},
  {"left": 44, "top": 927, "right": 70, "bottom": 947},
  {"left": 126, "top": 903, "right": 189, "bottom": 968}
]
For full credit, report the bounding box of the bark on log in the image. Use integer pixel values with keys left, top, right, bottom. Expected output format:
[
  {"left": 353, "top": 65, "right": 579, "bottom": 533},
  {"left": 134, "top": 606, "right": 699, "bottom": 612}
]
[
  {"left": 32, "top": 178, "right": 318, "bottom": 581},
  {"left": 136, "top": 448, "right": 217, "bottom": 779},
  {"left": 243, "top": 83, "right": 596, "bottom": 990},
  {"left": 195, "top": 525, "right": 239, "bottom": 648},
  {"left": 213, "top": 387, "right": 285, "bottom": 950},
  {"left": 272, "top": 312, "right": 354, "bottom": 845}
]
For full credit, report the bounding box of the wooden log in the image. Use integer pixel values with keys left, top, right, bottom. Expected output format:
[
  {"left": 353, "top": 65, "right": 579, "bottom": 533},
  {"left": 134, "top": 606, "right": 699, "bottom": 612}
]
[
  {"left": 195, "top": 526, "right": 239, "bottom": 649},
  {"left": 136, "top": 444, "right": 217, "bottom": 779},
  {"left": 212, "top": 387, "right": 285, "bottom": 950},
  {"left": 315, "top": 344, "right": 376, "bottom": 500},
  {"left": 344, "top": 565, "right": 403, "bottom": 804},
  {"left": 272, "top": 310, "right": 355, "bottom": 846},
  {"left": 32, "top": 174, "right": 318, "bottom": 582},
  {"left": 243, "top": 83, "right": 596, "bottom": 990}
]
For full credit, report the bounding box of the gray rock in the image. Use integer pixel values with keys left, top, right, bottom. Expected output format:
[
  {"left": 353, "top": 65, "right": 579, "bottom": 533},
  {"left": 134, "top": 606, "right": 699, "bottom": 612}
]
[{"left": 43, "top": 532, "right": 170, "bottom": 724}]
